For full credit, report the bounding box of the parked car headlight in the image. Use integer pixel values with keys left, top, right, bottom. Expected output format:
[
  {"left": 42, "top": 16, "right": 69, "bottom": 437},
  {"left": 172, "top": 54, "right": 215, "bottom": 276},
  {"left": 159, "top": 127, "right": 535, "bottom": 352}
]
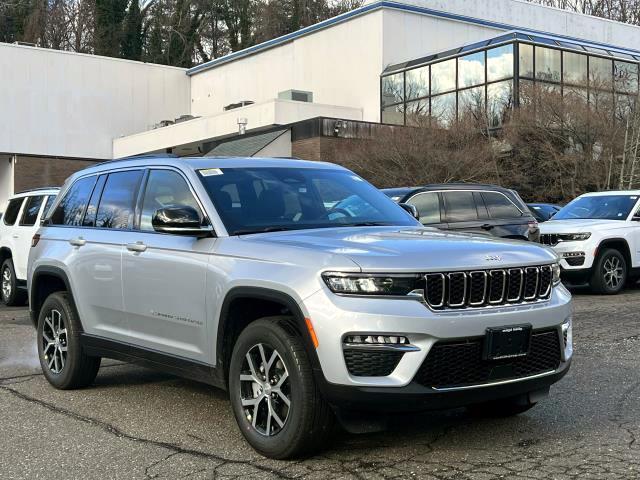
[
  {"left": 322, "top": 273, "right": 420, "bottom": 296},
  {"left": 560, "top": 232, "right": 591, "bottom": 241},
  {"left": 552, "top": 262, "right": 561, "bottom": 285}
]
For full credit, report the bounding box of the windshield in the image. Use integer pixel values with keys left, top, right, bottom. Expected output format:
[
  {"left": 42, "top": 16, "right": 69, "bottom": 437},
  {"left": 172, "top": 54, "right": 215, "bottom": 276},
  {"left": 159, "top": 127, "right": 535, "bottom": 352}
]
[
  {"left": 197, "top": 167, "right": 418, "bottom": 235},
  {"left": 553, "top": 195, "right": 639, "bottom": 220}
]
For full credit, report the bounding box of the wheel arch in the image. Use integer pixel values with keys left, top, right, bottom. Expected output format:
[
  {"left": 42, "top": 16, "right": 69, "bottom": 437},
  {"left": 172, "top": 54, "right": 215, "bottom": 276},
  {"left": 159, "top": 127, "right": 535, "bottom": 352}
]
[
  {"left": 216, "top": 287, "right": 322, "bottom": 388},
  {"left": 30, "top": 266, "right": 78, "bottom": 329},
  {"left": 0, "top": 247, "right": 12, "bottom": 265},
  {"left": 596, "top": 238, "right": 632, "bottom": 267}
]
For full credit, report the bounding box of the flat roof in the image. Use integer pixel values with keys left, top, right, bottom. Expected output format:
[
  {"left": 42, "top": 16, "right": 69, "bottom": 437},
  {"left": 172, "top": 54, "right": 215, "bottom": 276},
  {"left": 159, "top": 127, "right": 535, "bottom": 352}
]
[{"left": 187, "top": 0, "right": 640, "bottom": 77}]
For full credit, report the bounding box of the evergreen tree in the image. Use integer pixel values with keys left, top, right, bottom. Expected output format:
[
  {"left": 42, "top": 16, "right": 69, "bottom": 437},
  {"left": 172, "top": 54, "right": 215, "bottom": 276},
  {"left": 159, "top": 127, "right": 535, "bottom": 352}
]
[
  {"left": 94, "top": 0, "right": 127, "bottom": 57},
  {"left": 121, "top": 0, "right": 143, "bottom": 60}
]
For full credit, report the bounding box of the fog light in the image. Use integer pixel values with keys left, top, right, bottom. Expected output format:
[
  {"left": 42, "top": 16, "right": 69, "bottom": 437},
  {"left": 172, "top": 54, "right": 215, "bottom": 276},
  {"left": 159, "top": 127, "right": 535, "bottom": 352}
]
[
  {"left": 561, "top": 318, "right": 573, "bottom": 360},
  {"left": 562, "top": 252, "right": 585, "bottom": 258},
  {"left": 344, "top": 335, "right": 409, "bottom": 345}
]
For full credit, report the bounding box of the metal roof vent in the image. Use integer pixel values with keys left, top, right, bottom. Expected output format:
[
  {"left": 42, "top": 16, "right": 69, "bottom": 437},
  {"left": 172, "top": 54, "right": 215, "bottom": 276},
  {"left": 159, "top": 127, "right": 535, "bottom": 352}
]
[{"left": 278, "top": 90, "right": 313, "bottom": 103}]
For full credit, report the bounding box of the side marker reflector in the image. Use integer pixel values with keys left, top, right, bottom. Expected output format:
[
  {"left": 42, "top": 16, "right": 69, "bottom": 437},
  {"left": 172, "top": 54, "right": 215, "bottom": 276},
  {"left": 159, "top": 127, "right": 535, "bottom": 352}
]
[{"left": 305, "top": 318, "right": 319, "bottom": 349}]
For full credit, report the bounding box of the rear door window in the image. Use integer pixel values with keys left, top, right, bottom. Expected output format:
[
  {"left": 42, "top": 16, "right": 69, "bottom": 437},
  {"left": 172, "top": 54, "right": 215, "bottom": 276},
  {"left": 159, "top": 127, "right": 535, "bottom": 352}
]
[
  {"left": 408, "top": 192, "right": 441, "bottom": 224},
  {"left": 42, "top": 195, "right": 57, "bottom": 219},
  {"left": 482, "top": 191, "right": 522, "bottom": 219},
  {"left": 95, "top": 170, "right": 143, "bottom": 229},
  {"left": 442, "top": 191, "right": 479, "bottom": 222},
  {"left": 3, "top": 198, "right": 25, "bottom": 226},
  {"left": 50, "top": 176, "right": 97, "bottom": 226},
  {"left": 19, "top": 195, "right": 45, "bottom": 226}
]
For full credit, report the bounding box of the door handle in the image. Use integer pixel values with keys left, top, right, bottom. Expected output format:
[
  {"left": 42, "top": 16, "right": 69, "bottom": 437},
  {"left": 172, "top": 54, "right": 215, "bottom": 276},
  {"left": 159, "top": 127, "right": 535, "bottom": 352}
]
[
  {"left": 481, "top": 224, "right": 494, "bottom": 230},
  {"left": 126, "top": 242, "right": 147, "bottom": 253},
  {"left": 12, "top": 234, "right": 18, "bottom": 239},
  {"left": 68, "top": 237, "right": 86, "bottom": 247}
]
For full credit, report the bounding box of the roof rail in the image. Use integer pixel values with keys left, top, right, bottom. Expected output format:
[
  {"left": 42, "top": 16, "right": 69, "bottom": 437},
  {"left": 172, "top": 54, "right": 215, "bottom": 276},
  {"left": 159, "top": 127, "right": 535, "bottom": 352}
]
[
  {"left": 93, "top": 153, "right": 179, "bottom": 168},
  {"left": 15, "top": 186, "right": 61, "bottom": 195}
]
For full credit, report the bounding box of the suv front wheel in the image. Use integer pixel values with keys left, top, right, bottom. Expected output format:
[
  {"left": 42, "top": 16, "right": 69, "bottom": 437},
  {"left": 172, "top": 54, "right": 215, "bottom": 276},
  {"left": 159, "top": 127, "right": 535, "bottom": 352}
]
[
  {"left": 37, "top": 292, "right": 101, "bottom": 389},
  {"left": 228, "top": 317, "right": 334, "bottom": 459},
  {"left": 590, "top": 248, "right": 627, "bottom": 295}
]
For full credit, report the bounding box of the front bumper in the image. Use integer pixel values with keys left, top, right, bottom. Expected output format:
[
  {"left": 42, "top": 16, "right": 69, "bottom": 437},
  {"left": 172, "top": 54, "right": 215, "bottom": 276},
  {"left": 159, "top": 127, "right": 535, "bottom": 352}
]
[
  {"left": 544, "top": 240, "right": 595, "bottom": 270},
  {"left": 319, "top": 359, "right": 571, "bottom": 412},
  {"left": 304, "top": 283, "right": 573, "bottom": 389}
]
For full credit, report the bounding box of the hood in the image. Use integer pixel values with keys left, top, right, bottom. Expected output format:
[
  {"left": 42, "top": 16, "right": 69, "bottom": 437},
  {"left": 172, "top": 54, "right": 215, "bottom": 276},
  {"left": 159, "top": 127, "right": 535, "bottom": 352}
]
[
  {"left": 540, "top": 218, "right": 627, "bottom": 233},
  {"left": 241, "top": 227, "right": 557, "bottom": 272}
]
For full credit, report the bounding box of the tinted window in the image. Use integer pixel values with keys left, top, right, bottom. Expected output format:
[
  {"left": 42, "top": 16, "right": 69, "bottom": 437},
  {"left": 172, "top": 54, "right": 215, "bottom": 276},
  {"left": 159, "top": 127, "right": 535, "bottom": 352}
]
[
  {"left": 408, "top": 192, "right": 440, "bottom": 224},
  {"left": 443, "top": 191, "right": 478, "bottom": 222},
  {"left": 3, "top": 198, "right": 24, "bottom": 226},
  {"left": 83, "top": 175, "right": 107, "bottom": 227},
  {"left": 42, "top": 195, "right": 57, "bottom": 219},
  {"left": 482, "top": 192, "right": 522, "bottom": 218},
  {"left": 140, "top": 170, "right": 203, "bottom": 231},
  {"left": 19, "top": 195, "right": 44, "bottom": 226},
  {"left": 381, "top": 72, "right": 404, "bottom": 106},
  {"left": 51, "top": 176, "right": 97, "bottom": 226},
  {"left": 95, "top": 170, "right": 143, "bottom": 229}
]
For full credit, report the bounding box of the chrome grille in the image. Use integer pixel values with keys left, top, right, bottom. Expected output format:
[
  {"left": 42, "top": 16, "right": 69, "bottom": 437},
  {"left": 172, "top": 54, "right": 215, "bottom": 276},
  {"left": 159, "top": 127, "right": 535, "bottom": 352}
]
[{"left": 424, "top": 265, "right": 553, "bottom": 310}]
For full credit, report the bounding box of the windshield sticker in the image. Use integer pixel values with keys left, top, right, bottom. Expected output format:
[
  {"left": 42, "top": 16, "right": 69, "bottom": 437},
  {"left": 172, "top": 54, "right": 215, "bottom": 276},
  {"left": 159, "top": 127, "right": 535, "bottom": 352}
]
[{"left": 200, "top": 168, "right": 223, "bottom": 176}]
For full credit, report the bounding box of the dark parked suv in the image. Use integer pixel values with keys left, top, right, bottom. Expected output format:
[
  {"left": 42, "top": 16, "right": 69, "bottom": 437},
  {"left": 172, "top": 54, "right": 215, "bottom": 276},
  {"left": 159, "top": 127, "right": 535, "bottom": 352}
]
[{"left": 384, "top": 184, "right": 540, "bottom": 242}]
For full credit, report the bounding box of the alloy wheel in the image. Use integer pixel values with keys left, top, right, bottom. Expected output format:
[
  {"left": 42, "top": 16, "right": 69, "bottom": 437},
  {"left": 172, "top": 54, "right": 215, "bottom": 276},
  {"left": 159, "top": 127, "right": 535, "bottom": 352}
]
[
  {"left": 42, "top": 309, "right": 68, "bottom": 374},
  {"left": 239, "top": 343, "right": 291, "bottom": 436},
  {"left": 603, "top": 256, "right": 624, "bottom": 290},
  {"left": 2, "top": 266, "right": 11, "bottom": 301}
]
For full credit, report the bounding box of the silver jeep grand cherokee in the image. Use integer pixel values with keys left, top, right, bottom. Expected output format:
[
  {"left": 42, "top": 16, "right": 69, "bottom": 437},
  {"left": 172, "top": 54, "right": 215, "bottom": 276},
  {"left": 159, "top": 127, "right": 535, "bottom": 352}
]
[{"left": 28, "top": 156, "right": 573, "bottom": 459}]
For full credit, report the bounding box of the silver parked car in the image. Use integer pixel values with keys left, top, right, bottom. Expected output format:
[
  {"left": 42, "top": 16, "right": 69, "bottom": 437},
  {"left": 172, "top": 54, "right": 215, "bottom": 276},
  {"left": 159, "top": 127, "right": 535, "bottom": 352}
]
[{"left": 28, "top": 156, "right": 573, "bottom": 459}]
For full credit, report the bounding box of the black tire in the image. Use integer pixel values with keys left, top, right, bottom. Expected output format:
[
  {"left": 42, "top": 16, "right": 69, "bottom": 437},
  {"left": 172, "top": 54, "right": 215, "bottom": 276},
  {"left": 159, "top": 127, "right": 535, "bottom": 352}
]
[
  {"left": 1, "top": 258, "right": 27, "bottom": 306},
  {"left": 37, "top": 292, "right": 101, "bottom": 389},
  {"left": 467, "top": 396, "right": 537, "bottom": 417},
  {"left": 590, "top": 248, "right": 627, "bottom": 295},
  {"left": 228, "top": 316, "right": 334, "bottom": 459}
]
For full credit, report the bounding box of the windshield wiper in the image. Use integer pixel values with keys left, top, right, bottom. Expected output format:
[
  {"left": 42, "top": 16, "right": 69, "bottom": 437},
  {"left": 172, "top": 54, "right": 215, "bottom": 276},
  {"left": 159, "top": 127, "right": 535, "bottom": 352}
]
[
  {"left": 338, "top": 222, "right": 393, "bottom": 227},
  {"left": 233, "top": 226, "right": 295, "bottom": 236}
]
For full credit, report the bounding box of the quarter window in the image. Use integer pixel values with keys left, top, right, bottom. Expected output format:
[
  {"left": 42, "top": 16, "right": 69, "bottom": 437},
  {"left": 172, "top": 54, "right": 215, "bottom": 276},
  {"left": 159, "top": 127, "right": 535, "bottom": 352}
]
[
  {"left": 19, "top": 195, "right": 44, "bottom": 226},
  {"left": 482, "top": 192, "right": 522, "bottom": 218},
  {"left": 95, "top": 170, "right": 143, "bottom": 229},
  {"left": 51, "top": 176, "right": 97, "bottom": 226},
  {"left": 83, "top": 175, "right": 107, "bottom": 227},
  {"left": 3, "top": 198, "right": 24, "bottom": 226},
  {"left": 408, "top": 192, "right": 441, "bottom": 224},
  {"left": 442, "top": 191, "right": 479, "bottom": 222},
  {"left": 140, "top": 170, "right": 203, "bottom": 232}
]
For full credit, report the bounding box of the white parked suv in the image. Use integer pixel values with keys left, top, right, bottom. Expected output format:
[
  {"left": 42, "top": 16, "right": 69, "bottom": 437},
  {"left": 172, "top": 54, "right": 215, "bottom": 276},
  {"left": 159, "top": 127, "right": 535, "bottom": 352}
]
[
  {"left": 28, "top": 157, "right": 572, "bottom": 458},
  {"left": 540, "top": 190, "right": 640, "bottom": 294},
  {"left": 0, "top": 188, "right": 58, "bottom": 305}
]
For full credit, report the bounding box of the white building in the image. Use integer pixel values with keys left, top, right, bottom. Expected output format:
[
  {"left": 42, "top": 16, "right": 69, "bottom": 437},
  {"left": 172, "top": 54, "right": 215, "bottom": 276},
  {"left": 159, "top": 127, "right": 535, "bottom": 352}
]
[{"left": 1, "top": 0, "right": 639, "bottom": 205}]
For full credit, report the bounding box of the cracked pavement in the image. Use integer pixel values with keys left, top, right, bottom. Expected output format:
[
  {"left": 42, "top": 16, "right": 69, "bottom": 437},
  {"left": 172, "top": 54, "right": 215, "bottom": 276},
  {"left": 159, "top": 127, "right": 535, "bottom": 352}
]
[{"left": 0, "top": 289, "right": 639, "bottom": 479}]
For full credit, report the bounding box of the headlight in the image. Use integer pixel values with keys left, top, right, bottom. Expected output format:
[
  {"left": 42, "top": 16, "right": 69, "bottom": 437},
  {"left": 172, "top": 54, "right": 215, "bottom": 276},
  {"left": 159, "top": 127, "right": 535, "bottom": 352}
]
[
  {"left": 559, "top": 232, "right": 591, "bottom": 241},
  {"left": 322, "top": 273, "right": 420, "bottom": 296},
  {"left": 552, "top": 262, "right": 561, "bottom": 285}
]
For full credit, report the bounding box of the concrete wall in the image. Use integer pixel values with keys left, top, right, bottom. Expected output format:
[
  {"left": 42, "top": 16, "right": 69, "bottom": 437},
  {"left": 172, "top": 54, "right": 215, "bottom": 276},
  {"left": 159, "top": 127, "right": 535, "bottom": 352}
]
[
  {"left": 0, "top": 43, "right": 191, "bottom": 160},
  {"left": 190, "top": 10, "right": 384, "bottom": 123}
]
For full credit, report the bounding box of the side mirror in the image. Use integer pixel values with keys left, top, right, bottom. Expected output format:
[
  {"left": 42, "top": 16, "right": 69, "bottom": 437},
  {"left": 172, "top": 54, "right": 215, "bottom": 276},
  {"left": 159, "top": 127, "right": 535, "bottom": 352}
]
[
  {"left": 632, "top": 215, "right": 640, "bottom": 222},
  {"left": 399, "top": 203, "right": 419, "bottom": 220},
  {"left": 152, "top": 206, "right": 213, "bottom": 238}
]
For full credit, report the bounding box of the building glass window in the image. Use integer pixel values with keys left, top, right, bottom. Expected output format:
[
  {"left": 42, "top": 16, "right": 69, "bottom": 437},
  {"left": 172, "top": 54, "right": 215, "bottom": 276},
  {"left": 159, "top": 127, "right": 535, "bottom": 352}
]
[
  {"left": 487, "top": 81, "right": 513, "bottom": 128},
  {"left": 614, "top": 61, "right": 639, "bottom": 94},
  {"left": 458, "top": 86, "right": 485, "bottom": 119},
  {"left": 458, "top": 51, "right": 485, "bottom": 88},
  {"left": 519, "top": 43, "right": 534, "bottom": 79},
  {"left": 405, "top": 99, "right": 430, "bottom": 126},
  {"left": 431, "top": 92, "right": 456, "bottom": 127},
  {"left": 563, "top": 51, "right": 588, "bottom": 85},
  {"left": 535, "top": 46, "right": 561, "bottom": 82},
  {"left": 589, "top": 89, "right": 613, "bottom": 111},
  {"left": 405, "top": 65, "right": 429, "bottom": 100},
  {"left": 381, "top": 103, "right": 405, "bottom": 125},
  {"left": 431, "top": 59, "right": 456, "bottom": 95},
  {"left": 564, "top": 86, "right": 589, "bottom": 104},
  {"left": 381, "top": 72, "right": 404, "bottom": 107},
  {"left": 589, "top": 56, "right": 613, "bottom": 90},
  {"left": 487, "top": 44, "right": 514, "bottom": 82},
  {"left": 615, "top": 94, "right": 635, "bottom": 121}
]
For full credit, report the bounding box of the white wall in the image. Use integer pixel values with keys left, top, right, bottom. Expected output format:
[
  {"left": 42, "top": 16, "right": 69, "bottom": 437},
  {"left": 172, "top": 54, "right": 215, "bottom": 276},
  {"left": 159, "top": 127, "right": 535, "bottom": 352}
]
[
  {"left": 0, "top": 43, "right": 191, "bottom": 160},
  {"left": 190, "top": 10, "right": 384, "bottom": 123}
]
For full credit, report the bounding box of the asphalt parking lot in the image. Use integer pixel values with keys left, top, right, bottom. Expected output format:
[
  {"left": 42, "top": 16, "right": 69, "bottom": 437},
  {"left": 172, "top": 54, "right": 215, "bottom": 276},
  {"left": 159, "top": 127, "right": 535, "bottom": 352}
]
[{"left": 1, "top": 289, "right": 639, "bottom": 480}]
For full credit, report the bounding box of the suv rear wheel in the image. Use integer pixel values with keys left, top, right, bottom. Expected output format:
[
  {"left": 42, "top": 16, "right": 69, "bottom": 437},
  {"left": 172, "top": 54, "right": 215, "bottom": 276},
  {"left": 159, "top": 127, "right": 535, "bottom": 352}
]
[
  {"left": 590, "top": 248, "right": 627, "bottom": 295},
  {"left": 37, "top": 292, "right": 101, "bottom": 389},
  {"left": 228, "top": 317, "right": 334, "bottom": 459},
  {"left": 1, "top": 258, "right": 26, "bottom": 306}
]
